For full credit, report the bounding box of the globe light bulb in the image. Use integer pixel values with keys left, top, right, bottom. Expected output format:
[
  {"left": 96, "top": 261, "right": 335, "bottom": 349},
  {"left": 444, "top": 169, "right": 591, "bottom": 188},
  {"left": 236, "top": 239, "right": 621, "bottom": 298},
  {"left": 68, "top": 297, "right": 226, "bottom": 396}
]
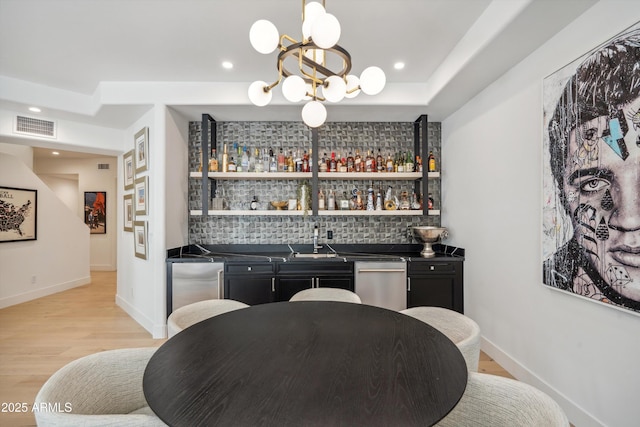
[
  {"left": 248, "top": 81, "right": 272, "bottom": 106},
  {"left": 322, "top": 75, "right": 346, "bottom": 103},
  {"left": 302, "top": 2, "right": 326, "bottom": 39},
  {"left": 310, "top": 13, "right": 340, "bottom": 49},
  {"left": 359, "top": 66, "right": 386, "bottom": 95},
  {"left": 345, "top": 74, "right": 361, "bottom": 99},
  {"left": 282, "top": 75, "right": 307, "bottom": 102},
  {"left": 249, "top": 20, "right": 279, "bottom": 54},
  {"left": 301, "top": 101, "right": 327, "bottom": 128}
]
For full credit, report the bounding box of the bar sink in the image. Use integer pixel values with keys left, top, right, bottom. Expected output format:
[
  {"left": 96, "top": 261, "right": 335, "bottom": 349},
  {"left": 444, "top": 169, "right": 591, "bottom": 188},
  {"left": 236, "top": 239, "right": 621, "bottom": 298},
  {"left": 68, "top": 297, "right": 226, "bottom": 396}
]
[{"left": 293, "top": 252, "right": 338, "bottom": 259}]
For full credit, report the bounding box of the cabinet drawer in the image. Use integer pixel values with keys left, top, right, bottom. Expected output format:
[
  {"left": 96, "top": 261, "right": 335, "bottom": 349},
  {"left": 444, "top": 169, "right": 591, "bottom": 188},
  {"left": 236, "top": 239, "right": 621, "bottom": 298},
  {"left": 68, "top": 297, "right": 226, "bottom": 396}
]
[
  {"left": 409, "top": 261, "right": 457, "bottom": 274},
  {"left": 225, "top": 263, "right": 275, "bottom": 274},
  {"left": 277, "top": 261, "right": 353, "bottom": 275}
]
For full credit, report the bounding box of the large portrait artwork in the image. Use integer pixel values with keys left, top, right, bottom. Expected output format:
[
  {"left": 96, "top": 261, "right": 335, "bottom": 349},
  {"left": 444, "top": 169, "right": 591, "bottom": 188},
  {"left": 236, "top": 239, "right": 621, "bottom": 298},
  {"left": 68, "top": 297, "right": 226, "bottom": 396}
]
[{"left": 543, "top": 23, "right": 640, "bottom": 315}]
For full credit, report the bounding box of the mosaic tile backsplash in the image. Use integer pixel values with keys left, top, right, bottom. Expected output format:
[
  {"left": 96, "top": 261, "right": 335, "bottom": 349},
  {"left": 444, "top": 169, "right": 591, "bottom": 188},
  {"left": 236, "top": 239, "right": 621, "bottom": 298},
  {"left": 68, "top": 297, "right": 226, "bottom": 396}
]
[{"left": 188, "top": 121, "right": 441, "bottom": 245}]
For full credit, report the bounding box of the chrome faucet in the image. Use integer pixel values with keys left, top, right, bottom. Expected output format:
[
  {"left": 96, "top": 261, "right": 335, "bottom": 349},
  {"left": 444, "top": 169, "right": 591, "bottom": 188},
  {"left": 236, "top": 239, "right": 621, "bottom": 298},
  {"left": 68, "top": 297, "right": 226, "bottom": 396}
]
[{"left": 313, "top": 224, "right": 323, "bottom": 253}]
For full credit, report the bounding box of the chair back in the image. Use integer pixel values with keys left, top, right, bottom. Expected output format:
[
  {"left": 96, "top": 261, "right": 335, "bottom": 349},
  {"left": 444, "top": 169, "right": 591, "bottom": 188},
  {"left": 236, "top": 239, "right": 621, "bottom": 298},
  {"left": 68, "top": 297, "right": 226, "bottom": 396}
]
[
  {"left": 435, "top": 372, "right": 570, "bottom": 427},
  {"left": 167, "top": 299, "right": 249, "bottom": 337},
  {"left": 34, "top": 347, "right": 167, "bottom": 426},
  {"left": 290, "top": 287, "right": 362, "bottom": 303},
  {"left": 400, "top": 306, "right": 481, "bottom": 371}
]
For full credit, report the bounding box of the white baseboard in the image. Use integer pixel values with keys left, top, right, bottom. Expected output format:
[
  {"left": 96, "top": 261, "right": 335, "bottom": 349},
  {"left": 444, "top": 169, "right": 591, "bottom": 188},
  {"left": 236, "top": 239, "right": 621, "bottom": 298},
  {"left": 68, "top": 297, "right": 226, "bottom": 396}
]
[
  {"left": 481, "top": 336, "right": 605, "bottom": 427},
  {"left": 0, "top": 276, "right": 91, "bottom": 309},
  {"left": 115, "top": 294, "right": 166, "bottom": 339}
]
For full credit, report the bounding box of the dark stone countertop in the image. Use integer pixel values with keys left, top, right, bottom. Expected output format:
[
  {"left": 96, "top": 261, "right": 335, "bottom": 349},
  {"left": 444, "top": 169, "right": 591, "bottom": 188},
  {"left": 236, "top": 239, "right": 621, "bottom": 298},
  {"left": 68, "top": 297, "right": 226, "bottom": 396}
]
[{"left": 167, "top": 243, "right": 465, "bottom": 263}]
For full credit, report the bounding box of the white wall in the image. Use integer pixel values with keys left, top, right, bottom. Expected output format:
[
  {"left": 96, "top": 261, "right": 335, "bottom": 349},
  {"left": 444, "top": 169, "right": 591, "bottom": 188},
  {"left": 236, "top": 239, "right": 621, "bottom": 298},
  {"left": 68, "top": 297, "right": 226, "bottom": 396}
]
[
  {"left": 34, "top": 156, "right": 117, "bottom": 271},
  {"left": 116, "top": 106, "right": 184, "bottom": 338},
  {"left": 0, "top": 153, "right": 90, "bottom": 308},
  {"left": 38, "top": 174, "right": 79, "bottom": 214},
  {"left": 441, "top": 2, "right": 640, "bottom": 426}
]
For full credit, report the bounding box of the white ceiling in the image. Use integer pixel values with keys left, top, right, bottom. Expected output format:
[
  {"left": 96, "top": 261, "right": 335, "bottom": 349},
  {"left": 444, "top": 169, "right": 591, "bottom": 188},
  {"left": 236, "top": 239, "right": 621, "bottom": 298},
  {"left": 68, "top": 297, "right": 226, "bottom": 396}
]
[{"left": 0, "top": 0, "right": 598, "bottom": 129}]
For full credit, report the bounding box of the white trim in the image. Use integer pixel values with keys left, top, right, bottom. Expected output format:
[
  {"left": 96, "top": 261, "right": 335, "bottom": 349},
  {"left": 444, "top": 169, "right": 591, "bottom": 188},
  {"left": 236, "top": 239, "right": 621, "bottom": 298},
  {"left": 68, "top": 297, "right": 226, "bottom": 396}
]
[{"left": 0, "top": 276, "right": 90, "bottom": 309}]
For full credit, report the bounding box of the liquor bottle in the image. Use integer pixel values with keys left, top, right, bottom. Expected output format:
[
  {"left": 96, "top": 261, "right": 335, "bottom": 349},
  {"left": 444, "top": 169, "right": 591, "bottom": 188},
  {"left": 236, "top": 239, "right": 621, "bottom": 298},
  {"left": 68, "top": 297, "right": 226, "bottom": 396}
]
[
  {"left": 330, "top": 152, "right": 337, "bottom": 172},
  {"left": 240, "top": 146, "right": 249, "bottom": 172},
  {"left": 262, "top": 148, "right": 270, "bottom": 172},
  {"left": 277, "top": 148, "right": 286, "bottom": 172},
  {"left": 336, "top": 152, "right": 343, "bottom": 172},
  {"left": 222, "top": 144, "right": 229, "bottom": 172},
  {"left": 320, "top": 153, "right": 328, "bottom": 172},
  {"left": 354, "top": 149, "right": 363, "bottom": 172},
  {"left": 346, "top": 151, "right": 355, "bottom": 172},
  {"left": 248, "top": 147, "right": 256, "bottom": 172},
  {"left": 396, "top": 152, "right": 405, "bottom": 173},
  {"left": 405, "top": 149, "right": 414, "bottom": 172},
  {"left": 208, "top": 148, "right": 218, "bottom": 172},
  {"left": 318, "top": 189, "right": 326, "bottom": 210},
  {"left": 295, "top": 149, "right": 302, "bottom": 172},
  {"left": 340, "top": 191, "right": 350, "bottom": 210},
  {"left": 250, "top": 195, "right": 258, "bottom": 210},
  {"left": 287, "top": 150, "right": 295, "bottom": 172},
  {"left": 254, "top": 148, "right": 263, "bottom": 173},
  {"left": 340, "top": 153, "right": 347, "bottom": 172},
  {"left": 269, "top": 148, "right": 277, "bottom": 172},
  {"left": 366, "top": 188, "right": 375, "bottom": 211},
  {"left": 302, "top": 150, "right": 309, "bottom": 172},
  {"left": 365, "top": 150, "right": 374, "bottom": 172},
  {"left": 428, "top": 193, "right": 434, "bottom": 209},
  {"left": 327, "top": 190, "right": 336, "bottom": 211},
  {"left": 376, "top": 149, "right": 384, "bottom": 172},
  {"left": 428, "top": 151, "right": 437, "bottom": 172},
  {"left": 227, "top": 156, "right": 236, "bottom": 172},
  {"left": 416, "top": 155, "right": 423, "bottom": 172},
  {"left": 386, "top": 152, "right": 394, "bottom": 172},
  {"left": 376, "top": 187, "right": 383, "bottom": 210}
]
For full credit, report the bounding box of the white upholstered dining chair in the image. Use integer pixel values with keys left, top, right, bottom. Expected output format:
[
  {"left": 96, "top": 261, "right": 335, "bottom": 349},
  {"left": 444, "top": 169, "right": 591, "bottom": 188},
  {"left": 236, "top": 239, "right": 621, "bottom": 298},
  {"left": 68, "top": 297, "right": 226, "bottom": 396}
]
[
  {"left": 435, "top": 372, "right": 570, "bottom": 426},
  {"left": 400, "top": 306, "right": 481, "bottom": 371},
  {"left": 167, "top": 298, "right": 249, "bottom": 338},
  {"left": 34, "top": 347, "right": 166, "bottom": 427},
  {"left": 289, "top": 287, "right": 362, "bottom": 303}
]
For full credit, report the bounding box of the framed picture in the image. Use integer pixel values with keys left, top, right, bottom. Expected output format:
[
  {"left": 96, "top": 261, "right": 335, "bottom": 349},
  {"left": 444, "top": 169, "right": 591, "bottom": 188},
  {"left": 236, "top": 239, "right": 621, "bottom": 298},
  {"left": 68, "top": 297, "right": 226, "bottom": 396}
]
[
  {"left": 123, "top": 193, "right": 134, "bottom": 232},
  {"left": 0, "top": 186, "right": 37, "bottom": 242},
  {"left": 134, "top": 127, "right": 149, "bottom": 174},
  {"left": 134, "top": 220, "right": 148, "bottom": 259},
  {"left": 542, "top": 24, "right": 640, "bottom": 315},
  {"left": 84, "top": 192, "right": 107, "bottom": 234},
  {"left": 134, "top": 175, "right": 148, "bottom": 215},
  {"left": 123, "top": 149, "right": 135, "bottom": 190}
]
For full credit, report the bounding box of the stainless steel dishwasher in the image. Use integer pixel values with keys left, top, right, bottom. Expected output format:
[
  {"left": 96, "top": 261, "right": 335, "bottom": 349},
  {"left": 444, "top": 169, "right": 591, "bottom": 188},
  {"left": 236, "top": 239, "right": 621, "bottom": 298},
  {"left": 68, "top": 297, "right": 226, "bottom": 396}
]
[{"left": 354, "top": 261, "right": 407, "bottom": 311}]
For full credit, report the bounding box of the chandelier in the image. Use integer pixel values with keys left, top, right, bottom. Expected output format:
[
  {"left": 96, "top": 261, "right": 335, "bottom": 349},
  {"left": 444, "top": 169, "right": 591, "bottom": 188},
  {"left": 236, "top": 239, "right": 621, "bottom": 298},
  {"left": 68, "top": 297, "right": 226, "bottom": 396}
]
[{"left": 248, "top": 0, "right": 386, "bottom": 128}]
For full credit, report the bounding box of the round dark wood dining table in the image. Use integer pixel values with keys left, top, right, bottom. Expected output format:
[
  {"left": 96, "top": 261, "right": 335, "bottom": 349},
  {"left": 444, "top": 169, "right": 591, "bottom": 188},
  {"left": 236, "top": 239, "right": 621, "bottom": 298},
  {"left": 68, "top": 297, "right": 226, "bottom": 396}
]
[{"left": 143, "top": 301, "right": 468, "bottom": 427}]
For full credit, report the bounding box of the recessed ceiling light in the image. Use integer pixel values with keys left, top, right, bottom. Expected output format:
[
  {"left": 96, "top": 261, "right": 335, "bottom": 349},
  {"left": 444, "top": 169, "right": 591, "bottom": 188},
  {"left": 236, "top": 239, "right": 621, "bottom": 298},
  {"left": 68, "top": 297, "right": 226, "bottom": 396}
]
[
  {"left": 52, "top": 151, "right": 60, "bottom": 156},
  {"left": 394, "top": 62, "right": 405, "bottom": 70},
  {"left": 222, "top": 61, "right": 233, "bottom": 69},
  {"left": 29, "top": 107, "right": 41, "bottom": 113}
]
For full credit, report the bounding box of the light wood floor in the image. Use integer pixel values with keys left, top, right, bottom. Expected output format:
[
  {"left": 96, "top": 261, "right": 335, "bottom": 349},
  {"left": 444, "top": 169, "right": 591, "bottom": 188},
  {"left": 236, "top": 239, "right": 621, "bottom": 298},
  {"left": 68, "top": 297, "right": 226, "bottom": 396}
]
[{"left": 0, "top": 271, "right": 513, "bottom": 426}]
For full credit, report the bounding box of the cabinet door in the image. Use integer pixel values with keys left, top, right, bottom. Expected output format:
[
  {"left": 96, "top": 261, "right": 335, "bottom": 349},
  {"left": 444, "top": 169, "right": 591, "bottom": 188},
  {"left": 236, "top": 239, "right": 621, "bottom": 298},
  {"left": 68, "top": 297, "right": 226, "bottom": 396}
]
[
  {"left": 317, "top": 276, "right": 354, "bottom": 291},
  {"left": 407, "top": 276, "right": 458, "bottom": 312},
  {"left": 225, "top": 276, "right": 274, "bottom": 305},
  {"left": 277, "top": 277, "right": 314, "bottom": 301}
]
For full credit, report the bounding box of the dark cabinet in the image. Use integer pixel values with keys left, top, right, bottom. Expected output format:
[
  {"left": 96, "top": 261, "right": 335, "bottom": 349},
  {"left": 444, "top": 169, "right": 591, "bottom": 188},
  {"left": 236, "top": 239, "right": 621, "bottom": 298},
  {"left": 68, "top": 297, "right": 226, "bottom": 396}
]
[
  {"left": 276, "top": 261, "right": 354, "bottom": 301},
  {"left": 407, "top": 260, "right": 463, "bottom": 313},
  {"left": 224, "top": 262, "right": 276, "bottom": 305}
]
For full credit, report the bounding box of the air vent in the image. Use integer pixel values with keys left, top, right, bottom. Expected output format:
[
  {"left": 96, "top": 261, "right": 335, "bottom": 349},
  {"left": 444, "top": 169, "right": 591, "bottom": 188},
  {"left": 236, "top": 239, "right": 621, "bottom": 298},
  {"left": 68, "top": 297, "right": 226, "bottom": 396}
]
[
  {"left": 98, "top": 163, "right": 110, "bottom": 170},
  {"left": 14, "top": 115, "right": 57, "bottom": 139}
]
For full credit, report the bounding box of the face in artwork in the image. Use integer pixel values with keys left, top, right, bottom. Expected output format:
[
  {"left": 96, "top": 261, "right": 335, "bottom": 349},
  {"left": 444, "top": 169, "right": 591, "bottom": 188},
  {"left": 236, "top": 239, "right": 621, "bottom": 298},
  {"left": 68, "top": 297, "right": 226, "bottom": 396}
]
[{"left": 563, "top": 96, "right": 640, "bottom": 302}]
